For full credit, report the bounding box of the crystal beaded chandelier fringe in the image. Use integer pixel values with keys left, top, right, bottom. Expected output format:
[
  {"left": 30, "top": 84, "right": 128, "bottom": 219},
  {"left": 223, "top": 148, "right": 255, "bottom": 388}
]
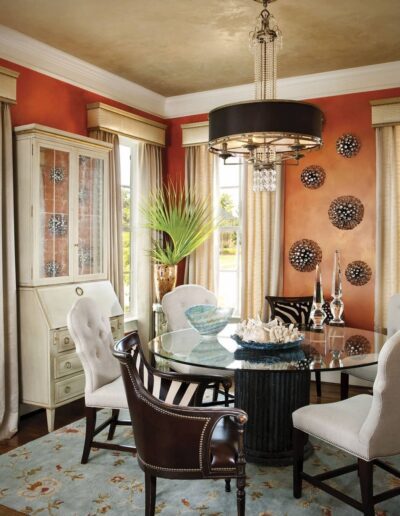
[{"left": 208, "top": 0, "right": 323, "bottom": 192}]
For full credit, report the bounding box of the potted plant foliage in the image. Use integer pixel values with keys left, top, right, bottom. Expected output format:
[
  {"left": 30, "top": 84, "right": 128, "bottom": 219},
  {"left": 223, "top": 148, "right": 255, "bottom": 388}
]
[{"left": 141, "top": 184, "right": 219, "bottom": 301}]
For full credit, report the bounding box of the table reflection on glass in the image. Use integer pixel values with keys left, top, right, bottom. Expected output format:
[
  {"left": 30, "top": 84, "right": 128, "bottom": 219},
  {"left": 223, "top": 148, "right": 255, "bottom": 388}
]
[{"left": 148, "top": 324, "right": 386, "bottom": 465}]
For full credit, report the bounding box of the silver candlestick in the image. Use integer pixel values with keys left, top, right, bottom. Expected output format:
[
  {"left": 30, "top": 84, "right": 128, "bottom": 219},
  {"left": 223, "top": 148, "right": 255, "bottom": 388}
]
[
  {"left": 330, "top": 250, "right": 345, "bottom": 326},
  {"left": 310, "top": 264, "right": 326, "bottom": 330}
]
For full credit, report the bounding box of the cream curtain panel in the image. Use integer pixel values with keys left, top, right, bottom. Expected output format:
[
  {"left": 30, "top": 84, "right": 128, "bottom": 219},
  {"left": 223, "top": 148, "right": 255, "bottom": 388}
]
[
  {"left": 89, "top": 130, "right": 124, "bottom": 307},
  {"left": 184, "top": 145, "right": 216, "bottom": 291},
  {"left": 374, "top": 125, "right": 400, "bottom": 332},
  {"left": 0, "top": 103, "right": 18, "bottom": 440},
  {"left": 241, "top": 164, "right": 285, "bottom": 320},
  {"left": 136, "top": 143, "right": 163, "bottom": 343}
]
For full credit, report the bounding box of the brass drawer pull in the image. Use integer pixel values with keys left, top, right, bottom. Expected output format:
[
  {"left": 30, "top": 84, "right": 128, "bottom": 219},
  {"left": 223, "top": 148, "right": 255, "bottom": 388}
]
[
  {"left": 64, "top": 337, "right": 70, "bottom": 345},
  {"left": 64, "top": 386, "right": 71, "bottom": 394},
  {"left": 75, "top": 286, "right": 84, "bottom": 296},
  {"left": 65, "top": 361, "right": 72, "bottom": 369}
]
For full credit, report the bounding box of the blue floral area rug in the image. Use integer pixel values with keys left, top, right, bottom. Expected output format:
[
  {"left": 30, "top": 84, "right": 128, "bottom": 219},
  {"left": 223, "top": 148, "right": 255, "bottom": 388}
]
[{"left": 0, "top": 410, "right": 399, "bottom": 515}]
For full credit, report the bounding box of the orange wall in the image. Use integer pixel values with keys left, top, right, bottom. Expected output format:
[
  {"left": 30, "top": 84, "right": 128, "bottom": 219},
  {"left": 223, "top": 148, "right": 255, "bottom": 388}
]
[
  {"left": 4, "top": 55, "right": 400, "bottom": 329},
  {"left": 0, "top": 58, "right": 164, "bottom": 133},
  {"left": 165, "top": 88, "right": 400, "bottom": 330}
]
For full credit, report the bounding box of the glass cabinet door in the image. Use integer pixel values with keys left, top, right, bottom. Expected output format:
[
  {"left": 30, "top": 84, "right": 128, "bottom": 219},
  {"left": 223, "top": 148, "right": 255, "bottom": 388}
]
[
  {"left": 39, "top": 147, "right": 71, "bottom": 280},
  {"left": 77, "top": 155, "right": 105, "bottom": 277}
]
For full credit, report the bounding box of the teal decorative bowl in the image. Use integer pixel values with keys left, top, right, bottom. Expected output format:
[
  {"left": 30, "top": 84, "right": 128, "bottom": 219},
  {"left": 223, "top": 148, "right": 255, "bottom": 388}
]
[{"left": 185, "top": 304, "right": 234, "bottom": 336}]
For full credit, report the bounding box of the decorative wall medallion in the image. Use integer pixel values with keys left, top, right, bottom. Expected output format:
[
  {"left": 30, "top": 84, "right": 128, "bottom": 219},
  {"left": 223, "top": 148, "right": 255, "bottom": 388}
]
[
  {"left": 48, "top": 214, "right": 68, "bottom": 236},
  {"left": 300, "top": 165, "right": 326, "bottom": 189},
  {"left": 49, "top": 167, "right": 65, "bottom": 183},
  {"left": 345, "top": 260, "right": 372, "bottom": 286},
  {"left": 78, "top": 247, "right": 93, "bottom": 267},
  {"left": 336, "top": 133, "right": 360, "bottom": 158},
  {"left": 289, "top": 239, "right": 322, "bottom": 272},
  {"left": 328, "top": 196, "right": 364, "bottom": 230},
  {"left": 345, "top": 335, "right": 371, "bottom": 356},
  {"left": 45, "top": 260, "right": 61, "bottom": 277}
]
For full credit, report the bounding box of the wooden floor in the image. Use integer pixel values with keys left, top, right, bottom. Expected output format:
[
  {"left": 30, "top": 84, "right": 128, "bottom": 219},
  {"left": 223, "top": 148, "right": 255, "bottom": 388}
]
[{"left": 0, "top": 382, "right": 369, "bottom": 516}]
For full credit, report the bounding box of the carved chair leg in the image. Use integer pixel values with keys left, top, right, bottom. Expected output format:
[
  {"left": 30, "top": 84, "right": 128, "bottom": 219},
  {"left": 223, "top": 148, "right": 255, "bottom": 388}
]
[
  {"left": 236, "top": 476, "right": 246, "bottom": 516},
  {"left": 293, "top": 428, "right": 306, "bottom": 498},
  {"left": 340, "top": 372, "right": 350, "bottom": 400},
  {"left": 224, "top": 384, "right": 230, "bottom": 407},
  {"left": 107, "top": 409, "right": 119, "bottom": 440},
  {"left": 315, "top": 371, "right": 322, "bottom": 398},
  {"left": 358, "top": 459, "right": 374, "bottom": 516},
  {"left": 145, "top": 472, "right": 157, "bottom": 516},
  {"left": 81, "top": 407, "right": 97, "bottom": 464},
  {"left": 225, "top": 478, "right": 231, "bottom": 492}
]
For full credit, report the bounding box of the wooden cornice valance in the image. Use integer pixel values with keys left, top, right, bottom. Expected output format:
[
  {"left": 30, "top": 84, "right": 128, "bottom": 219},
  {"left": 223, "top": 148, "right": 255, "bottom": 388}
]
[
  {"left": 0, "top": 65, "right": 19, "bottom": 104},
  {"left": 371, "top": 97, "right": 400, "bottom": 127},
  {"left": 181, "top": 121, "right": 209, "bottom": 146},
  {"left": 87, "top": 102, "right": 166, "bottom": 146}
]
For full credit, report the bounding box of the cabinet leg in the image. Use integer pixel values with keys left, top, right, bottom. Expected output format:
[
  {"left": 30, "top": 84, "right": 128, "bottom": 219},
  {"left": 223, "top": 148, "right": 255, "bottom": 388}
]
[{"left": 46, "top": 409, "right": 55, "bottom": 432}]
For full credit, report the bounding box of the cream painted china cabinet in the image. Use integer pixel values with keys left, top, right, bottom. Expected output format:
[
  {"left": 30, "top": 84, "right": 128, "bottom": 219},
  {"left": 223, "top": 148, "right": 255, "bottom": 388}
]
[{"left": 15, "top": 124, "right": 124, "bottom": 432}]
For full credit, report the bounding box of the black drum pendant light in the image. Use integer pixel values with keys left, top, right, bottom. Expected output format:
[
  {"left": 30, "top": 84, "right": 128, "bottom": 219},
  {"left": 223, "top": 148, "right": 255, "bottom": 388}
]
[{"left": 208, "top": 0, "right": 323, "bottom": 192}]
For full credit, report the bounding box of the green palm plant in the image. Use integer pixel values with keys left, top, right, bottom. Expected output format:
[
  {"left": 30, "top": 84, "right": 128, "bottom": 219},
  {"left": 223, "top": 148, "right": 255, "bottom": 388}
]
[{"left": 141, "top": 184, "right": 220, "bottom": 265}]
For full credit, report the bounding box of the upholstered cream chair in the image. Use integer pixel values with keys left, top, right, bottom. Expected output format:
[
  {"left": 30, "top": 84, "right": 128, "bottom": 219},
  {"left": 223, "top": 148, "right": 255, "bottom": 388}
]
[
  {"left": 67, "top": 297, "right": 134, "bottom": 463},
  {"left": 292, "top": 330, "right": 400, "bottom": 515},
  {"left": 340, "top": 293, "right": 400, "bottom": 399},
  {"left": 162, "top": 284, "right": 234, "bottom": 404}
]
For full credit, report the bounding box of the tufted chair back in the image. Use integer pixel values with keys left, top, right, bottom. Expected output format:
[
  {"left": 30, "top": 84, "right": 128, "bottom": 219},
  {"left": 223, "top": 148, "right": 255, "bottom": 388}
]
[
  {"left": 359, "top": 330, "right": 400, "bottom": 457},
  {"left": 387, "top": 294, "right": 400, "bottom": 337},
  {"left": 67, "top": 297, "right": 120, "bottom": 395},
  {"left": 162, "top": 284, "right": 217, "bottom": 331}
]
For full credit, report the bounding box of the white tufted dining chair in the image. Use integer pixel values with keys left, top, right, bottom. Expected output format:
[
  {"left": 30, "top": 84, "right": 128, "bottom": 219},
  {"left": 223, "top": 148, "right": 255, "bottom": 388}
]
[
  {"left": 162, "top": 285, "right": 234, "bottom": 404},
  {"left": 340, "top": 293, "right": 400, "bottom": 399},
  {"left": 67, "top": 297, "right": 134, "bottom": 463},
  {"left": 292, "top": 330, "right": 400, "bottom": 515}
]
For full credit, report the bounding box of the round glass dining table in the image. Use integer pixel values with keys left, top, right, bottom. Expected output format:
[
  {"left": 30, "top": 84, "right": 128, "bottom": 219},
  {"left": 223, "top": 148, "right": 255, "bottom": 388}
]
[{"left": 148, "top": 324, "right": 386, "bottom": 466}]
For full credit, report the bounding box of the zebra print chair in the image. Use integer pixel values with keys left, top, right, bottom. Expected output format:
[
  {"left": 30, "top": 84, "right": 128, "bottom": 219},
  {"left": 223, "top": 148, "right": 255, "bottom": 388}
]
[
  {"left": 265, "top": 295, "right": 322, "bottom": 397},
  {"left": 266, "top": 295, "right": 313, "bottom": 328},
  {"left": 113, "top": 332, "right": 248, "bottom": 516}
]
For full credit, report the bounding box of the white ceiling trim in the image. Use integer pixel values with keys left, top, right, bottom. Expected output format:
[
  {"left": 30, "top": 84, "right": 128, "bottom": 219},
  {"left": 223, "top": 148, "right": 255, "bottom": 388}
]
[
  {"left": 0, "top": 25, "right": 165, "bottom": 117},
  {"left": 164, "top": 61, "right": 400, "bottom": 118},
  {"left": 0, "top": 25, "right": 399, "bottom": 120}
]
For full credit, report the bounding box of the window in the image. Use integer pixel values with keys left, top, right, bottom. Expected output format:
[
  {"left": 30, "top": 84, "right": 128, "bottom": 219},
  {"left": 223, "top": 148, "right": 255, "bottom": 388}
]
[
  {"left": 216, "top": 160, "right": 243, "bottom": 316},
  {"left": 119, "top": 137, "right": 138, "bottom": 319}
]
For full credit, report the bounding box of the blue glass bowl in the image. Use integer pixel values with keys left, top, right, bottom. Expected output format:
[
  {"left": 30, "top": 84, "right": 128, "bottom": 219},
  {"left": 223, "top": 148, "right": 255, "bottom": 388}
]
[{"left": 185, "top": 304, "right": 234, "bottom": 336}]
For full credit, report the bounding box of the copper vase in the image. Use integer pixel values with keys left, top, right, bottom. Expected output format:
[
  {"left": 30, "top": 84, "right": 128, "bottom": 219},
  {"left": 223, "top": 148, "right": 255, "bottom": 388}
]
[{"left": 154, "top": 264, "right": 177, "bottom": 302}]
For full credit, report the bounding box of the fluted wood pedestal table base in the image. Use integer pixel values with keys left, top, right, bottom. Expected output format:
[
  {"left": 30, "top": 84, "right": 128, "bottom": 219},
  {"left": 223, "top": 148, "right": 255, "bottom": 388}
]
[{"left": 235, "top": 369, "right": 313, "bottom": 466}]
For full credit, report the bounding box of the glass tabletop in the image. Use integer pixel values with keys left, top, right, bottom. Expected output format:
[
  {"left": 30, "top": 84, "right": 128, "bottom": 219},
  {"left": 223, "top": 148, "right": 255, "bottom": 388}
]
[{"left": 149, "top": 324, "right": 387, "bottom": 372}]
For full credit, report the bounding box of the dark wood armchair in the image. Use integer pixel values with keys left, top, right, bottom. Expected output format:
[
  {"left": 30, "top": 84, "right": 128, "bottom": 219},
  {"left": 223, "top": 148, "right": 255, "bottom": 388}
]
[{"left": 113, "top": 332, "right": 248, "bottom": 516}]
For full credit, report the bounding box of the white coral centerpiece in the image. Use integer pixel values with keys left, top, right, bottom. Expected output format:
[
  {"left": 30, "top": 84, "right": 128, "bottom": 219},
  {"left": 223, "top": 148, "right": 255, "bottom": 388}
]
[{"left": 235, "top": 316, "right": 302, "bottom": 344}]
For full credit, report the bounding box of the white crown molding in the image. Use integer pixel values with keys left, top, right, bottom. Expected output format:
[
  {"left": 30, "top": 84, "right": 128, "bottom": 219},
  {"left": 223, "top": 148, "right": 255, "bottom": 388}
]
[
  {"left": 164, "top": 61, "right": 400, "bottom": 118},
  {"left": 1, "top": 24, "right": 399, "bottom": 120},
  {"left": 0, "top": 25, "right": 165, "bottom": 117}
]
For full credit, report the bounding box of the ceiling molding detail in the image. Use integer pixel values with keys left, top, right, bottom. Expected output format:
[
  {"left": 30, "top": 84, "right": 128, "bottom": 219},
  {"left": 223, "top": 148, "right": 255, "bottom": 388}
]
[
  {"left": 1, "top": 25, "right": 399, "bottom": 120},
  {"left": 164, "top": 61, "right": 400, "bottom": 118},
  {"left": 0, "top": 25, "right": 164, "bottom": 116}
]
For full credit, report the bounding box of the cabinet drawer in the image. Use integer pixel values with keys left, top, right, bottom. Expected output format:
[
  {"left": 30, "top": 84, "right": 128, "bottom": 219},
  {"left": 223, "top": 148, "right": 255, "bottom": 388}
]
[
  {"left": 55, "top": 374, "right": 85, "bottom": 403},
  {"left": 53, "top": 329, "right": 75, "bottom": 353},
  {"left": 111, "top": 315, "right": 124, "bottom": 341},
  {"left": 54, "top": 351, "right": 82, "bottom": 379}
]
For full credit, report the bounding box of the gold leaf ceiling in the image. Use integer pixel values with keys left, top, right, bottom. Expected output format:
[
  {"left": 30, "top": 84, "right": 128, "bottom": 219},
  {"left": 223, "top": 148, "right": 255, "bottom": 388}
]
[{"left": 0, "top": 0, "right": 399, "bottom": 96}]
